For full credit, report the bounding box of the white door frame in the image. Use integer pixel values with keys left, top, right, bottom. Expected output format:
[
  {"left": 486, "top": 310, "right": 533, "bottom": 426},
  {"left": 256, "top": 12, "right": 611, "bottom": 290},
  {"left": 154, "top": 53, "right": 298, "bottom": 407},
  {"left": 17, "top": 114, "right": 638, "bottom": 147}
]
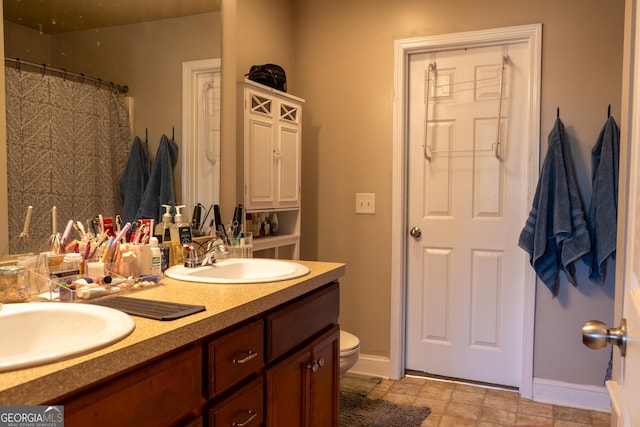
[
  {"left": 391, "top": 24, "right": 542, "bottom": 398},
  {"left": 182, "top": 58, "right": 222, "bottom": 214}
]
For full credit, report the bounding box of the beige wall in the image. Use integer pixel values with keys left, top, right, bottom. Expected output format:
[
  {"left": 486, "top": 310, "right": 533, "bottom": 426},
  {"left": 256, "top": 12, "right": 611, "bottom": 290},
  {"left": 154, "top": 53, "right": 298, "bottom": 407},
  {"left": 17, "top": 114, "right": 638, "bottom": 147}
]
[
  {"left": 4, "top": 12, "right": 221, "bottom": 205},
  {"left": 3, "top": 20, "right": 51, "bottom": 61},
  {"left": 290, "top": 0, "right": 623, "bottom": 386},
  {"left": 220, "top": 0, "right": 296, "bottom": 216}
]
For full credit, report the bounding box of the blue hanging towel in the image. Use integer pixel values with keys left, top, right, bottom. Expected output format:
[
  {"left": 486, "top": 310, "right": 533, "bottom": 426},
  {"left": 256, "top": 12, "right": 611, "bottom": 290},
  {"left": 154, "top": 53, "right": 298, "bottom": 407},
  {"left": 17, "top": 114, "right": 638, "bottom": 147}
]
[
  {"left": 587, "top": 116, "right": 620, "bottom": 285},
  {"left": 119, "top": 136, "right": 150, "bottom": 225},
  {"left": 518, "top": 118, "right": 592, "bottom": 296},
  {"left": 136, "top": 134, "right": 179, "bottom": 224}
]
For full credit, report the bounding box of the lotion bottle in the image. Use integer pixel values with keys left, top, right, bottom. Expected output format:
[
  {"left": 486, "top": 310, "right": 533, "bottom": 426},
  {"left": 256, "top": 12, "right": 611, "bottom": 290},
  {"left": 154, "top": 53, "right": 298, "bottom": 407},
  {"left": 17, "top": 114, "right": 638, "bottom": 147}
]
[
  {"left": 155, "top": 204, "right": 173, "bottom": 244},
  {"left": 149, "top": 237, "right": 162, "bottom": 275}
]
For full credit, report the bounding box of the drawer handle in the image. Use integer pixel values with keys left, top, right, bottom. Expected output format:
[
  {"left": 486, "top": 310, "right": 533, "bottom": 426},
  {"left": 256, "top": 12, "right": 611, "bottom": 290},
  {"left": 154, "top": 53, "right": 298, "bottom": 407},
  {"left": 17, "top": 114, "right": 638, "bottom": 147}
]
[
  {"left": 306, "top": 356, "right": 325, "bottom": 373},
  {"left": 232, "top": 410, "right": 258, "bottom": 427},
  {"left": 232, "top": 350, "right": 258, "bottom": 364}
]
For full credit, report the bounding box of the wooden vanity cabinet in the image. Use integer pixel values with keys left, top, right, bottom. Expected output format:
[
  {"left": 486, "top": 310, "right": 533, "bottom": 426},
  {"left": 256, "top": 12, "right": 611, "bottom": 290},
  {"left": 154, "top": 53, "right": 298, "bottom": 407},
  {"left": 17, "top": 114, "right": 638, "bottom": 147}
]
[{"left": 56, "top": 282, "right": 340, "bottom": 427}]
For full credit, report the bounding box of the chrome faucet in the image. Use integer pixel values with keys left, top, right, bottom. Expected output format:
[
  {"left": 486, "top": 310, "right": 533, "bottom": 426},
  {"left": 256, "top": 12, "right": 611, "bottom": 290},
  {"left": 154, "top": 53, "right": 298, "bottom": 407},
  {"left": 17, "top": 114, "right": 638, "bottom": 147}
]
[{"left": 184, "top": 238, "right": 229, "bottom": 268}]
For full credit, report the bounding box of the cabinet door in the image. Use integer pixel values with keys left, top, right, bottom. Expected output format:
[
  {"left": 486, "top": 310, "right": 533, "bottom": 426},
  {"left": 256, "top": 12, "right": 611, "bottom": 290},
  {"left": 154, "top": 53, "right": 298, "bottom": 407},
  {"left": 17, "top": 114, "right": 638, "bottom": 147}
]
[
  {"left": 245, "top": 90, "right": 276, "bottom": 209},
  {"left": 309, "top": 326, "right": 340, "bottom": 427},
  {"left": 266, "top": 326, "right": 340, "bottom": 427},
  {"left": 265, "top": 346, "right": 308, "bottom": 427},
  {"left": 276, "top": 101, "right": 302, "bottom": 208}
]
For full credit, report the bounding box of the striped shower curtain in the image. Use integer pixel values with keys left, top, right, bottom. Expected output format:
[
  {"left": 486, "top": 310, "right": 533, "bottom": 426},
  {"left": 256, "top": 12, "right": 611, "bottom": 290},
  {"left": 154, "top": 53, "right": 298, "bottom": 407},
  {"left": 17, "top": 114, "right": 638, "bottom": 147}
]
[{"left": 4, "top": 67, "right": 132, "bottom": 253}]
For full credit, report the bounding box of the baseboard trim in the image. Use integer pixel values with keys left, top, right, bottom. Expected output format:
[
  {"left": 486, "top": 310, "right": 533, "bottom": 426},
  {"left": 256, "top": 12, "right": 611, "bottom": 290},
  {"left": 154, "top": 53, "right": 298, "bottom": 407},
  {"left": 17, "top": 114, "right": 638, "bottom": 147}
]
[
  {"left": 532, "top": 378, "right": 611, "bottom": 413},
  {"left": 347, "top": 355, "right": 610, "bottom": 413},
  {"left": 348, "top": 354, "right": 391, "bottom": 379}
]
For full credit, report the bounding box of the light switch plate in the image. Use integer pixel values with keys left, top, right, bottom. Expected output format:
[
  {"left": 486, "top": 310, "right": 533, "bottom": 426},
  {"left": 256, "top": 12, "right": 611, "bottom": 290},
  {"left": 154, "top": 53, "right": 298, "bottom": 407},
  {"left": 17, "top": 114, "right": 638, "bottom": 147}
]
[{"left": 355, "top": 193, "right": 375, "bottom": 214}]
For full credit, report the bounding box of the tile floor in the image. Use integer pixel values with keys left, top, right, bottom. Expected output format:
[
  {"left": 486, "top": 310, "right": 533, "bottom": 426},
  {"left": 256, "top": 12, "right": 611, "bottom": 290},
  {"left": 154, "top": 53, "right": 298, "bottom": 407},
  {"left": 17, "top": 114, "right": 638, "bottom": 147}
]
[{"left": 359, "top": 375, "right": 611, "bottom": 426}]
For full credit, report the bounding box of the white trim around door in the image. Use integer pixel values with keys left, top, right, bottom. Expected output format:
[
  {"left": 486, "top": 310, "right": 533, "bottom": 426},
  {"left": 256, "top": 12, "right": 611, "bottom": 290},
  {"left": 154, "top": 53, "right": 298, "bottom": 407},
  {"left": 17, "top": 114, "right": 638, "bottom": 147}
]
[{"left": 391, "top": 24, "right": 542, "bottom": 399}]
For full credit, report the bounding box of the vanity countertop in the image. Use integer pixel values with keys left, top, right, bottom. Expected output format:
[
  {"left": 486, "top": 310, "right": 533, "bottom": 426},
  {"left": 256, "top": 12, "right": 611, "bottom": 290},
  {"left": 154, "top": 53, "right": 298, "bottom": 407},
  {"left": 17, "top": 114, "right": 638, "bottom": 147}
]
[{"left": 0, "top": 260, "right": 346, "bottom": 405}]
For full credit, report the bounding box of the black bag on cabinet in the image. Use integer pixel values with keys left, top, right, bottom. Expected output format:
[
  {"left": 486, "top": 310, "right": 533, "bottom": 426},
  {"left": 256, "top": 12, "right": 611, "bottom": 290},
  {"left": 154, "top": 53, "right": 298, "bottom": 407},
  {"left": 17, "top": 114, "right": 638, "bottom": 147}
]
[{"left": 246, "top": 64, "right": 287, "bottom": 92}]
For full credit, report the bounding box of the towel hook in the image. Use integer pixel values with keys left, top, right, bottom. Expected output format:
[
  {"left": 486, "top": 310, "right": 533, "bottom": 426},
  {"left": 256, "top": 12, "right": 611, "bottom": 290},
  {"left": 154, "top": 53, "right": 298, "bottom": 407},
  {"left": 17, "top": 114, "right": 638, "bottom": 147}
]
[
  {"left": 557, "top": 107, "right": 560, "bottom": 118},
  {"left": 608, "top": 104, "right": 611, "bottom": 118},
  {"left": 15, "top": 58, "right": 20, "bottom": 72},
  {"left": 79, "top": 73, "right": 85, "bottom": 84},
  {"left": 40, "top": 63, "right": 46, "bottom": 77}
]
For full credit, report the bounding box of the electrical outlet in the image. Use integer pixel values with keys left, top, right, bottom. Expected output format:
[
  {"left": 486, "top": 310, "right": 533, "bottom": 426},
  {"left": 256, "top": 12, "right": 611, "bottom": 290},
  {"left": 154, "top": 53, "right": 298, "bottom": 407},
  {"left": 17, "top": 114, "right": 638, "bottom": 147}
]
[{"left": 355, "top": 193, "right": 376, "bottom": 214}]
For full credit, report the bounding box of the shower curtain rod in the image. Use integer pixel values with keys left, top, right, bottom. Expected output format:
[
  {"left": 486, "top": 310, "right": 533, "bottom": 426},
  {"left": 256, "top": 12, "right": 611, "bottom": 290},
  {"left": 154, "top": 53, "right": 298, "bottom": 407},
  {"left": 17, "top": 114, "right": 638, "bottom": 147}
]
[{"left": 4, "top": 57, "right": 129, "bottom": 94}]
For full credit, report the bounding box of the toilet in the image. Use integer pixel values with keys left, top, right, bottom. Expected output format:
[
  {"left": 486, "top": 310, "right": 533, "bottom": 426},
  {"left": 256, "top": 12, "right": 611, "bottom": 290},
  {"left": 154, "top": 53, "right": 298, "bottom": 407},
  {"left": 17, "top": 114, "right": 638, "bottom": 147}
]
[{"left": 339, "top": 329, "right": 360, "bottom": 375}]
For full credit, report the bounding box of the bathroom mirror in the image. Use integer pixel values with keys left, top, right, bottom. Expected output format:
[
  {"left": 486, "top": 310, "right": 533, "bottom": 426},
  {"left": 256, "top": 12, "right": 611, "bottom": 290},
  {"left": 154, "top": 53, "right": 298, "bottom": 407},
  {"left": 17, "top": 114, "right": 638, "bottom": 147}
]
[{"left": 1, "top": 0, "right": 222, "bottom": 252}]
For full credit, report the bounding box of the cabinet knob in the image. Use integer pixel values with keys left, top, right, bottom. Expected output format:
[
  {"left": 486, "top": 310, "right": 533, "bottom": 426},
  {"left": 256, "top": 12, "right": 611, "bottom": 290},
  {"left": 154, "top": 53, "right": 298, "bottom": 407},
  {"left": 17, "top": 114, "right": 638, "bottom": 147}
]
[
  {"left": 306, "top": 357, "right": 325, "bottom": 373},
  {"left": 232, "top": 410, "right": 258, "bottom": 427}
]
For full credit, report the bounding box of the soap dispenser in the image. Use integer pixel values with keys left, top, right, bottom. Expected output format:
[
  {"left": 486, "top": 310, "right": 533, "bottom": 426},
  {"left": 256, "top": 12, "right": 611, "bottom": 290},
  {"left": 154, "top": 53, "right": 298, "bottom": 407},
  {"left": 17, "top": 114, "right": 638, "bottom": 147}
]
[
  {"left": 155, "top": 204, "right": 173, "bottom": 244},
  {"left": 169, "top": 205, "right": 191, "bottom": 266}
]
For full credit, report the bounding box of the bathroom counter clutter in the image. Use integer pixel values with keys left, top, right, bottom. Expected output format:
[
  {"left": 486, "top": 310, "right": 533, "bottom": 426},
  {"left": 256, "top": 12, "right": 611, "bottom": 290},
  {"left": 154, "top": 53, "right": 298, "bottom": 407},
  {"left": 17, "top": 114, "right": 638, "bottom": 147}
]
[{"left": 0, "top": 260, "right": 346, "bottom": 408}]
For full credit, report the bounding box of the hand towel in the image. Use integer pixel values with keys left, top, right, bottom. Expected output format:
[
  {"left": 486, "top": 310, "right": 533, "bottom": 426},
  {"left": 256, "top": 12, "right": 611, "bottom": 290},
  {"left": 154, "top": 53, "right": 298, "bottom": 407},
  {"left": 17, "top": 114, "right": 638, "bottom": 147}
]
[
  {"left": 119, "top": 136, "right": 150, "bottom": 225},
  {"left": 518, "top": 118, "right": 592, "bottom": 296},
  {"left": 586, "top": 116, "right": 620, "bottom": 284},
  {"left": 136, "top": 134, "right": 179, "bottom": 224}
]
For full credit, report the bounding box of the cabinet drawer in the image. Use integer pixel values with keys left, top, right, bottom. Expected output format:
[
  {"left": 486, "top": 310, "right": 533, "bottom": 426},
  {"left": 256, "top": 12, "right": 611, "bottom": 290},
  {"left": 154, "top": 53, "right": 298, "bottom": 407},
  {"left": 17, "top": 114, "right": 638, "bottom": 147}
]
[
  {"left": 266, "top": 282, "right": 339, "bottom": 361},
  {"left": 208, "top": 376, "right": 264, "bottom": 427},
  {"left": 208, "top": 320, "right": 265, "bottom": 398},
  {"left": 63, "top": 346, "right": 202, "bottom": 427}
]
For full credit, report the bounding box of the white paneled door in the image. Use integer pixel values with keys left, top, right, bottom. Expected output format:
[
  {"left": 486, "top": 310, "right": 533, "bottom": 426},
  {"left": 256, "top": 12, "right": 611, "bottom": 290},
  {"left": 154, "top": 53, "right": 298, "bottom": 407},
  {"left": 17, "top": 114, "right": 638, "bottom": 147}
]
[
  {"left": 406, "top": 42, "right": 532, "bottom": 387},
  {"left": 595, "top": 0, "right": 640, "bottom": 423}
]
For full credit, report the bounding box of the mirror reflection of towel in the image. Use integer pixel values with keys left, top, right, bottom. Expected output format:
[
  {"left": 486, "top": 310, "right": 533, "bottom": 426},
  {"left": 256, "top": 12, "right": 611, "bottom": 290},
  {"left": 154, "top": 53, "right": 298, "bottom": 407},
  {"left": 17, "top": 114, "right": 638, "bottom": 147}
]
[
  {"left": 119, "top": 136, "right": 150, "bottom": 224},
  {"left": 518, "top": 118, "right": 592, "bottom": 296},
  {"left": 136, "top": 134, "right": 179, "bottom": 224},
  {"left": 586, "top": 116, "right": 620, "bottom": 285}
]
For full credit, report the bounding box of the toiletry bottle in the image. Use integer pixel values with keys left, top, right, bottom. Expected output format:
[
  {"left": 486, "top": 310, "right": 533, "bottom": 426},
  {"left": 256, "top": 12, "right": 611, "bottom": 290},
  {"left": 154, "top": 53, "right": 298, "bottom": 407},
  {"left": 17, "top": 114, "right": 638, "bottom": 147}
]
[
  {"left": 270, "top": 212, "right": 279, "bottom": 235},
  {"left": 259, "top": 213, "right": 266, "bottom": 237},
  {"left": 149, "top": 237, "right": 162, "bottom": 275},
  {"left": 169, "top": 205, "right": 191, "bottom": 266},
  {"left": 155, "top": 204, "right": 173, "bottom": 244},
  {"left": 245, "top": 213, "right": 253, "bottom": 238},
  {"left": 252, "top": 213, "right": 261, "bottom": 237}
]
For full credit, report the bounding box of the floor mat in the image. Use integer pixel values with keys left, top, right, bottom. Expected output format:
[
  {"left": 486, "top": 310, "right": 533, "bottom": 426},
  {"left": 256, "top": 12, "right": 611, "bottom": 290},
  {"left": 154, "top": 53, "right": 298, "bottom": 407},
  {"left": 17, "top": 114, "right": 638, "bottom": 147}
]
[{"left": 339, "top": 392, "right": 431, "bottom": 427}]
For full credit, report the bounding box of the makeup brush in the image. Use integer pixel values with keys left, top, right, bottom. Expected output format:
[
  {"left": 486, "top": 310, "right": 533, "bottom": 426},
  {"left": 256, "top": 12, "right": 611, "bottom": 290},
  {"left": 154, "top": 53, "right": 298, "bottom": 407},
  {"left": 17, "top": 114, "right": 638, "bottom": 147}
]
[
  {"left": 14, "top": 205, "right": 32, "bottom": 254},
  {"left": 48, "top": 206, "right": 59, "bottom": 253}
]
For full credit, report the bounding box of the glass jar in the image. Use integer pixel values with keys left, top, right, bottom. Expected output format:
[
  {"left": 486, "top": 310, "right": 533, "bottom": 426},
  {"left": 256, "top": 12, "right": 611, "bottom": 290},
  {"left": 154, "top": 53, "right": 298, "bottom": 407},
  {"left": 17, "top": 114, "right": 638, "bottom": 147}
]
[{"left": 0, "top": 265, "right": 29, "bottom": 303}]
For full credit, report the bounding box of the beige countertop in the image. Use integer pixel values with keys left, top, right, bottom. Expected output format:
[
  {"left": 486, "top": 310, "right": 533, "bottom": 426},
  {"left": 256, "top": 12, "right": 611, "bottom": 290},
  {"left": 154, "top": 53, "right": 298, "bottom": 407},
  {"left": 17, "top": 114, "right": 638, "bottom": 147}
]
[{"left": 0, "top": 260, "right": 346, "bottom": 405}]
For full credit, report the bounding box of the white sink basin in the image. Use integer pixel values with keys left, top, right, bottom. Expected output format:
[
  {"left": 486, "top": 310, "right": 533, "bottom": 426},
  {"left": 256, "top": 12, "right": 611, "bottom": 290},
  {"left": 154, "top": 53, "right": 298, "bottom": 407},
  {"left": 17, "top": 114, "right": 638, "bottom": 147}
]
[
  {"left": 0, "top": 302, "right": 135, "bottom": 372},
  {"left": 164, "top": 258, "right": 310, "bottom": 284}
]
